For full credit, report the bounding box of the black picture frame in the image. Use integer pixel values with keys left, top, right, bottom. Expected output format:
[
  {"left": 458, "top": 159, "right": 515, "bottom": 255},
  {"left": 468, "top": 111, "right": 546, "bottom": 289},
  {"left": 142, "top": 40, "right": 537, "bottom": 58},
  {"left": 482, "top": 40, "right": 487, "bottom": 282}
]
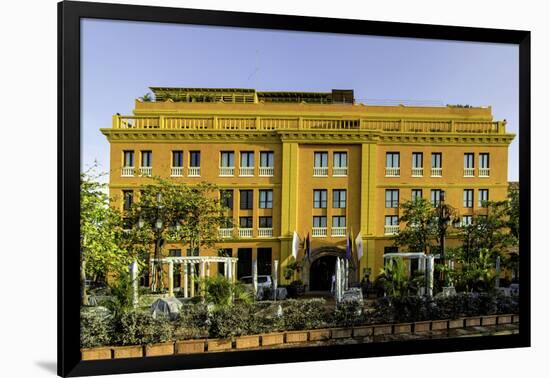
[{"left": 58, "top": 1, "right": 531, "bottom": 376}]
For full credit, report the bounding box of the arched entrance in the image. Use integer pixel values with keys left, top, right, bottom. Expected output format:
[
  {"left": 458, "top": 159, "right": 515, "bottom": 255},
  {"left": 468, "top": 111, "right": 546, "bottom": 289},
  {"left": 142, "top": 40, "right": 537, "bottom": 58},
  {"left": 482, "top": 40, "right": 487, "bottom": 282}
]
[{"left": 309, "top": 255, "right": 336, "bottom": 291}]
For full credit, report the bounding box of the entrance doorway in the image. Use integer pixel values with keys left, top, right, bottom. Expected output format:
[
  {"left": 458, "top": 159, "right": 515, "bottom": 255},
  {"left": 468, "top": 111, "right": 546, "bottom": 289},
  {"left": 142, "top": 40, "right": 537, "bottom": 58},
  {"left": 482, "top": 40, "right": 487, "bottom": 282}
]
[{"left": 309, "top": 255, "right": 337, "bottom": 291}]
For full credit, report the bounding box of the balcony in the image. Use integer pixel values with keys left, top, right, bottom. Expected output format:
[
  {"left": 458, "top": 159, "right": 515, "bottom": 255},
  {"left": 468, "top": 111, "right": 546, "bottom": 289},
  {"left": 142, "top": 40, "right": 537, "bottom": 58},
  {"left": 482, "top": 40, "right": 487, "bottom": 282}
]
[
  {"left": 259, "top": 166, "right": 274, "bottom": 176},
  {"left": 188, "top": 166, "right": 201, "bottom": 177},
  {"left": 219, "top": 167, "right": 235, "bottom": 176},
  {"left": 411, "top": 167, "right": 423, "bottom": 177},
  {"left": 121, "top": 166, "right": 135, "bottom": 177},
  {"left": 258, "top": 228, "right": 273, "bottom": 238},
  {"left": 463, "top": 168, "right": 475, "bottom": 177},
  {"left": 139, "top": 166, "right": 152, "bottom": 177},
  {"left": 431, "top": 167, "right": 442, "bottom": 177},
  {"left": 171, "top": 167, "right": 183, "bottom": 177},
  {"left": 385, "top": 167, "right": 400, "bottom": 177},
  {"left": 313, "top": 167, "right": 328, "bottom": 177},
  {"left": 239, "top": 228, "right": 253, "bottom": 238},
  {"left": 331, "top": 227, "right": 346, "bottom": 237},
  {"left": 384, "top": 225, "right": 399, "bottom": 235},
  {"left": 479, "top": 168, "right": 490, "bottom": 177},
  {"left": 332, "top": 167, "right": 348, "bottom": 177},
  {"left": 312, "top": 227, "right": 327, "bottom": 237},
  {"left": 239, "top": 167, "right": 254, "bottom": 177},
  {"left": 219, "top": 228, "right": 233, "bottom": 238}
]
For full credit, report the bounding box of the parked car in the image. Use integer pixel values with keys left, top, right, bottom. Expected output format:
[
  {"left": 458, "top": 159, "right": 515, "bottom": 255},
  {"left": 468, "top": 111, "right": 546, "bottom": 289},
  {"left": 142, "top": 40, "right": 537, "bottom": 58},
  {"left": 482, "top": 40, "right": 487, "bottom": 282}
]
[{"left": 239, "top": 275, "right": 287, "bottom": 300}]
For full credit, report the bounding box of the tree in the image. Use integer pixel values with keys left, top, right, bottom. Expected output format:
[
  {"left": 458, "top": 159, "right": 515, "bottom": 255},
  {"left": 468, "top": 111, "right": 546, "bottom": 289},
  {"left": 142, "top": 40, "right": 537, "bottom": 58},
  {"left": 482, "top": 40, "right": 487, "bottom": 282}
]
[
  {"left": 507, "top": 183, "right": 519, "bottom": 244},
  {"left": 124, "top": 178, "right": 226, "bottom": 291},
  {"left": 80, "top": 170, "right": 134, "bottom": 305},
  {"left": 393, "top": 198, "right": 438, "bottom": 254}
]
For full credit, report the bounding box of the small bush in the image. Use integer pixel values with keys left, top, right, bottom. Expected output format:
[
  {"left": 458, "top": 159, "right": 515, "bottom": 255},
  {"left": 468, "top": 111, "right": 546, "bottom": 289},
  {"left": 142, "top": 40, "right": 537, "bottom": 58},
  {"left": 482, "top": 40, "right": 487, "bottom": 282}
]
[
  {"left": 333, "top": 300, "right": 366, "bottom": 327},
  {"left": 114, "top": 311, "right": 173, "bottom": 345},
  {"left": 281, "top": 299, "right": 327, "bottom": 330},
  {"left": 174, "top": 304, "right": 209, "bottom": 340},
  {"left": 209, "top": 304, "right": 256, "bottom": 338},
  {"left": 80, "top": 307, "right": 113, "bottom": 348}
]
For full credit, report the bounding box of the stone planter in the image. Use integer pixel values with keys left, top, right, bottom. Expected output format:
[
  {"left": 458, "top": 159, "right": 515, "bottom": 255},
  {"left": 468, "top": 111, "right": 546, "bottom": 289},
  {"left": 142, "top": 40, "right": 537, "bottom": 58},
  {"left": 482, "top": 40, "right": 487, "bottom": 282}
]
[
  {"left": 330, "top": 328, "right": 353, "bottom": 339},
  {"left": 175, "top": 339, "right": 205, "bottom": 354},
  {"left": 512, "top": 315, "right": 520, "bottom": 323},
  {"left": 285, "top": 330, "right": 308, "bottom": 343},
  {"left": 464, "top": 317, "right": 481, "bottom": 327},
  {"left": 481, "top": 315, "right": 498, "bottom": 326},
  {"left": 261, "top": 332, "right": 285, "bottom": 346},
  {"left": 207, "top": 339, "right": 232, "bottom": 352},
  {"left": 373, "top": 325, "right": 392, "bottom": 336},
  {"left": 112, "top": 345, "right": 143, "bottom": 359},
  {"left": 235, "top": 335, "right": 260, "bottom": 349},
  {"left": 352, "top": 326, "right": 373, "bottom": 338},
  {"left": 431, "top": 320, "right": 449, "bottom": 331},
  {"left": 393, "top": 323, "right": 412, "bottom": 334},
  {"left": 81, "top": 347, "right": 112, "bottom": 361},
  {"left": 145, "top": 342, "right": 174, "bottom": 357},
  {"left": 497, "top": 314, "right": 513, "bottom": 325},
  {"left": 448, "top": 319, "right": 464, "bottom": 329},
  {"left": 414, "top": 321, "right": 431, "bottom": 333},
  {"left": 309, "top": 329, "right": 331, "bottom": 341}
]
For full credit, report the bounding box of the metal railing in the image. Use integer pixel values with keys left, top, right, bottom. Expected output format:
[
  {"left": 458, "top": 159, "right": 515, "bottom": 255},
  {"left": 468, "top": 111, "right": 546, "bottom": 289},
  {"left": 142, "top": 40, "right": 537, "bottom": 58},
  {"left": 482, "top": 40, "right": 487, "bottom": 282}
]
[
  {"left": 258, "top": 228, "right": 273, "bottom": 238},
  {"left": 411, "top": 167, "right": 423, "bottom": 177},
  {"left": 332, "top": 167, "right": 348, "bottom": 176},
  {"left": 219, "top": 167, "right": 235, "bottom": 176},
  {"left": 384, "top": 225, "right": 399, "bottom": 235},
  {"left": 331, "top": 227, "right": 346, "bottom": 237},
  {"left": 385, "top": 167, "right": 400, "bottom": 177},
  {"left": 171, "top": 167, "right": 183, "bottom": 177},
  {"left": 239, "top": 228, "right": 253, "bottom": 238},
  {"left": 239, "top": 167, "right": 254, "bottom": 176},
  {"left": 188, "top": 167, "right": 201, "bottom": 177},
  {"left": 139, "top": 167, "right": 152, "bottom": 177},
  {"left": 259, "top": 167, "right": 274, "bottom": 176},
  {"left": 121, "top": 167, "right": 135, "bottom": 177},
  {"left": 463, "top": 168, "right": 475, "bottom": 177},
  {"left": 313, "top": 167, "right": 328, "bottom": 177},
  {"left": 312, "top": 227, "right": 327, "bottom": 237},
  {"left": 431, "top": 167, "right": 442, "bottom": 177},
  {"left": 479, "top": 168, "right": 490, "bottom": 177}
]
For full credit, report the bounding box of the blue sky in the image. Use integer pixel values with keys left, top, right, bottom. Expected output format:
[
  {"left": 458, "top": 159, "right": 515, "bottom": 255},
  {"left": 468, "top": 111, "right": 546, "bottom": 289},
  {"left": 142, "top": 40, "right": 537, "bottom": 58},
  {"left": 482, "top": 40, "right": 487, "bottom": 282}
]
[{"left": 81, "top": 19, "right": 519, "bottom": 181}]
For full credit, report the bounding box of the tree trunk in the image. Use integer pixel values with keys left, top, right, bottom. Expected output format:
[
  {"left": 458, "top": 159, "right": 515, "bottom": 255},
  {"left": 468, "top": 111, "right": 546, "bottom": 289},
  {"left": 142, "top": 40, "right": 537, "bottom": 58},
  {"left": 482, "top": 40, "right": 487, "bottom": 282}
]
[{"left": 81, "top": 258, "right": 89, "bottom": 306}]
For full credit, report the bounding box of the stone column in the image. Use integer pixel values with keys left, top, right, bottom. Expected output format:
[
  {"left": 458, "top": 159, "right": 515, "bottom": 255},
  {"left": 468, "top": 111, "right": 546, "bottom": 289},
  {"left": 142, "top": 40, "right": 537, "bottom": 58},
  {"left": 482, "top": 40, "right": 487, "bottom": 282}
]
[
  {"left": 273, "top": 260, "right": 279, "bottom": 300},
  {"left": 426, "top": 255, "right": 435, "bottom": 297},
  {"left": 130, "top": 260, "right": 139, "bottom": 308},
  {"left": 252, "top": 259, "right": 258, "bottom": 298},
  {"left": 232, "top": 260, "right": 237, "bottom": 283},
  {"left": 206, "top": 261, "right": 211, "bottom": 278},
  {"left": 344, "top": 259, "right": 349, "bottom": 290},
  {"left": 335, "top": 257, "right": 342, "bottom": 302},
  {"left": 183, "top": 262, "right": 189, "bottom": 298},
  {"left": 190, "top": 264, "right": 195, "bottom": 297},
  {"left": 168, "top": 260, "right": 174, "bottom": 297}
]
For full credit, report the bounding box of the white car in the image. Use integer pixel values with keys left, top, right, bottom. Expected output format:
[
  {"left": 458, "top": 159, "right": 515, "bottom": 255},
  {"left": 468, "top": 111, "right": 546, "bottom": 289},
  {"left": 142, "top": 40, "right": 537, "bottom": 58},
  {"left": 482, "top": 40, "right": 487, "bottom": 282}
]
[{"left": 239, "top": 275, "right": 273, "bottom": 289}]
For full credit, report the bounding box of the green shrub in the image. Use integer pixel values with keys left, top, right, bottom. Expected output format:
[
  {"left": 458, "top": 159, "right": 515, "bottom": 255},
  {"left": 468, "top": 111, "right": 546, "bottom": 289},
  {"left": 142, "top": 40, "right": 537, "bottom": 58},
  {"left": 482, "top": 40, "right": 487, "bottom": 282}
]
[
  {"left": 174, "top": 304, "right": 209, "bottom": 340},
  {"left": 114, "top": 311, "right": 173, "bottom": 345},
  {"left": 333, "top": 300, "right": 366, "bottom": 327},
  {"left": 80, "top": 307, "right": 113, "bottom": 348},
  {"left": 209, "top": 304, "right": 256, "bottom": 338},
  {"left": 281, "top": 299, "right": 328, "bottom": 330}
]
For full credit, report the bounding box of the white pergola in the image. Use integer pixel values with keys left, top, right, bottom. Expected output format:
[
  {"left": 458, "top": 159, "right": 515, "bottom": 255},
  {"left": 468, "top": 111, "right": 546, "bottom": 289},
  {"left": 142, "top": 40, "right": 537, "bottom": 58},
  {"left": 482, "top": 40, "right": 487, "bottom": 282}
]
[{"left": 150, "top": 256, "right": 238, "bottom": 298}]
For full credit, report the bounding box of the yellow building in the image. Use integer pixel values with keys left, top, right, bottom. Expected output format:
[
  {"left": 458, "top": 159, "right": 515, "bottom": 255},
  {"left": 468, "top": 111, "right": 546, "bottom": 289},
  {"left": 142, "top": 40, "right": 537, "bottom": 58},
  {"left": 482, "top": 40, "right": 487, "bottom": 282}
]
[{"left": 101, "top": 87, "right": 514, "bottom": 291}]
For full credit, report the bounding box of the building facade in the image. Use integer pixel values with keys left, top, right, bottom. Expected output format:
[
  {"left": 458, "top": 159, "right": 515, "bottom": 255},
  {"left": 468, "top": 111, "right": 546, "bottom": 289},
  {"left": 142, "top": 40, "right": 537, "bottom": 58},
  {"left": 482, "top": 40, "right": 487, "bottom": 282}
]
[{"left": 101, "top": 87, "right": 515, "bottom": 290}]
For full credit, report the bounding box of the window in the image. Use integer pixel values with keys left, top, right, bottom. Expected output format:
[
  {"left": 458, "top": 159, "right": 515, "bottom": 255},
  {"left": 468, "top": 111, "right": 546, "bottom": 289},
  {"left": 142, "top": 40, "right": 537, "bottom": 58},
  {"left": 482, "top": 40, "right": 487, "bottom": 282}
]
[
  {"left": 384, "top": 246, "right": 398, "bottom": 254},
  {"left": 385, "top": 189, "right": 399, "bottom": 208},
  {"left": 463, "top": 189, "right": 474, "bottom": 208},
  {"left": 169, "top": 249, "right": 182, "bottom": 257},
  {"left": 240, "top": 151, "right": 254, "bottom": 167},
  {"left": 122, "top": 190, "right": 133, "bottom": 211},
  {"left": 479, "top": 153, "right": 490, "bottom": 169},
  {"left": 431, "top": 153, "right": 442, "bottom": 168},
  {"left": 431, "top": 189, "right": 442, "bottom": 207},
  {"left": 333, "top": 152, "right": 347, "bottom": 167},
  {"left": 314, "top": 152, "right": 328, "bottom": 167},
  {"left": 385, "top": 215, "right": 399, "bottom": 226},
  {"left": 187, "top": 248, "right": 199, "bottom": 257},
  {"left": 332, "top": 216, "right": 346, "bottom": 227},
  {"left": 464, "top": 153, "right": 475, "bottom": 169},
  {"left": 257, "top": 248, "right": 272, "bottom": 275},
  {"left": 259, "top": 216, "right": 272, "bottom": 228},
  {"left": 172, "top": 151, "right": 183, "bottom": 167},
  {"left": 386, "top": 152, "right": 400, "bottom": 168},
  {"left": 218, "top": 248, "right": 232, "bottom": 275},
  {"left": 189, "top": 151, "right": 200, "bottom": 167},
  {"left": 259, "top": 190, "right": 273, "bottom": 209},
  {"left": 333, "top": 189, "right": 347, "bottom": 208},
  {"left": 461, "top": 216, "right": 473, "bottom": 227},
  {"left": 313, "top": 216, "right": 327, "bottom": 228},
  {"left": 260, "top": 151, "right": 274, "bottom": 167},
  {"left": 221, "top": 217, "right": 234, "bottom": 228},
  {"left": 123, "top": 151, "right": 134, "bottom": 167},
  {"left": 141, "top": 151, "right": 152, "bottom": 167},
  {"left": 412, "top": 152, "right": 423, "bottom": 168},
  {"left": 237, "top": 248, "right": 252, "bottom": 278},
  {"left": 240, "top": 190, "right": 253, "bottom": 209},
  {"left": 411, "top": 189, "right": 423, "bottom": 201},
  {"left": 239, "top": 216, "right": 253, "bottom": 228},
  {"left": 479, "top": 189, "right": 489, "bottom": 207},
  {"left": 220, "top": 190, "right": 233, "bottom": 209},
  {"left": 313, "top": 189, "right": 327, "bottom": 208},
  {"left": 220, "top": 151, "right": 235, "bottom": 167}
]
